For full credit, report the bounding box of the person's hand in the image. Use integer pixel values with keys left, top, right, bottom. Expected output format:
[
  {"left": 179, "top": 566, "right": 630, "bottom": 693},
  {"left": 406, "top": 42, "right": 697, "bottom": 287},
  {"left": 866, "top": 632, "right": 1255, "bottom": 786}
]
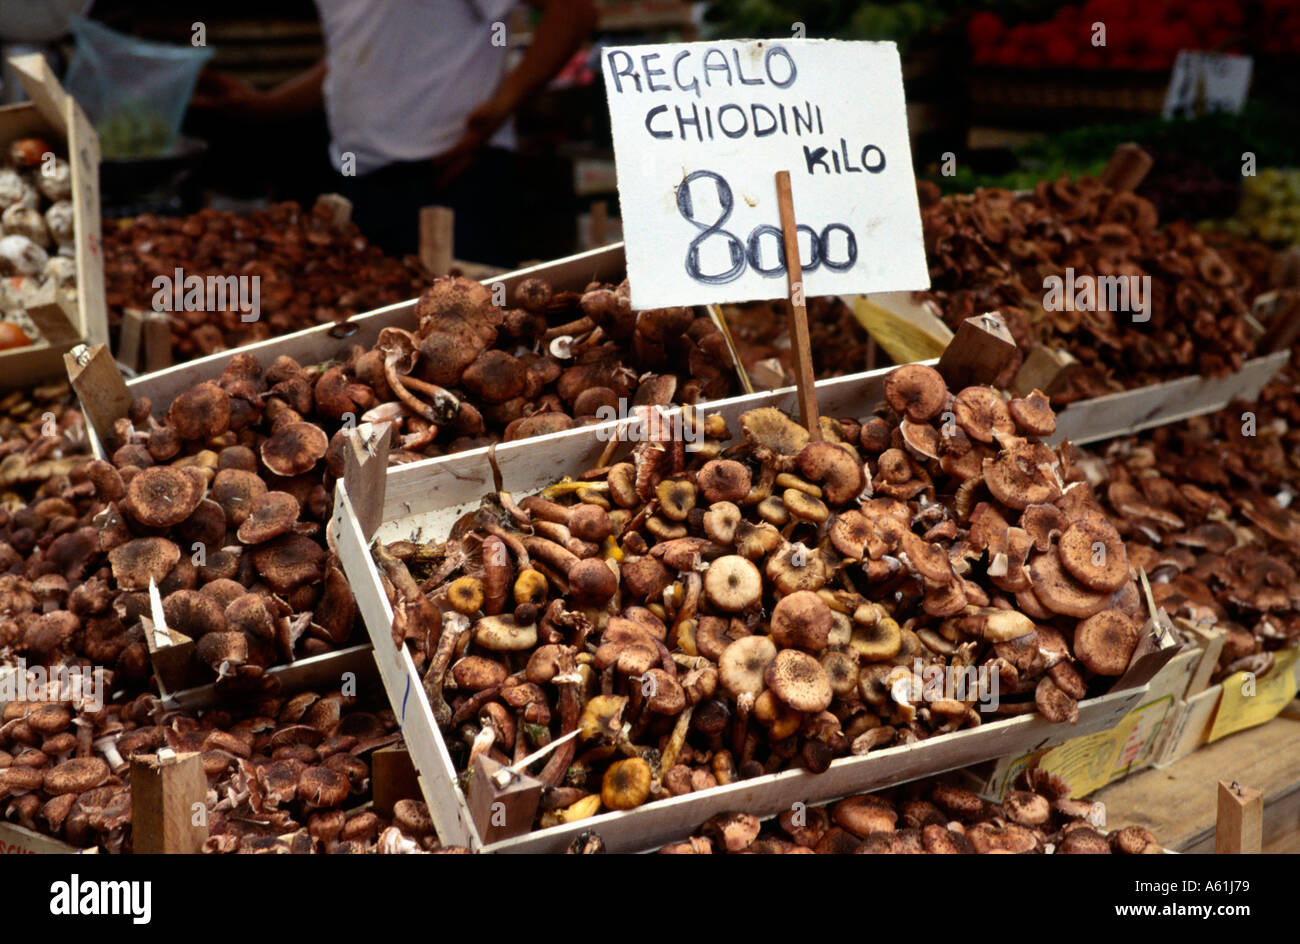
[
  {"left": 432, "top": 93, "right": 515, "bottom": 188},
  {"left": 192, "top": 71, "right": 272, "bottom": 116}
]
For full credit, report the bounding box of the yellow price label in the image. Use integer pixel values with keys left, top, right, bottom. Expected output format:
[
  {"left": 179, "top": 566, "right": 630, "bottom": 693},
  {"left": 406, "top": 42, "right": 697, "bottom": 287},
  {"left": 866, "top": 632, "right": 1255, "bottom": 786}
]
[{"left": 1209, "top": 648, "right": 1300, "bottom": 742}]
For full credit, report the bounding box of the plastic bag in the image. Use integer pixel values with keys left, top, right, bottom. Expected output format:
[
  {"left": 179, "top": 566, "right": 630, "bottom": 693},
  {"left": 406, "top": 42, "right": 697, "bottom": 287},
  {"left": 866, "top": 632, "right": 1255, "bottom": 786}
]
[{"left": 62, "top": 16, "right": 212, "bottom": 159}]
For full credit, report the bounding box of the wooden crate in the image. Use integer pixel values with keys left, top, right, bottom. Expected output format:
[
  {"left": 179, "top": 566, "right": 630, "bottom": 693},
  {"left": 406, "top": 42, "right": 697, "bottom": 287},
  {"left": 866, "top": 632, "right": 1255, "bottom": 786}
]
[
  {"left": 0, "top": 821, "right": 95, "bottom": 854},
  {"left": 1049, "top": 351, "right": 1290, "bottom": 447},
  {"left": 332, "top": 364, "right": 1156, "bottom": 853},
  {"left": 0, "top": 54, "right": 108, "bottom": 388}
]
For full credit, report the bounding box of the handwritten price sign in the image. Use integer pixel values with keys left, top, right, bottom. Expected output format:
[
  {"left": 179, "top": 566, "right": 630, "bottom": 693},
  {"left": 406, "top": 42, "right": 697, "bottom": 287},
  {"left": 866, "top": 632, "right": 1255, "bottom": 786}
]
[{"left": 601, "top": 39, "right": 929, "bottom": 310}]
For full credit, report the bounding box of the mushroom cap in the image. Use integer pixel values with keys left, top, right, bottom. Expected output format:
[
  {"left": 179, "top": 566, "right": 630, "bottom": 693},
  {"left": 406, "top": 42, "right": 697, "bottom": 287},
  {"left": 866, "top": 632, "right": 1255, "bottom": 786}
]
[
  {"left": 1003, "top": 790, "right": 1052, "bottom": 827},
  {"left": 236, "top": 490, "right": 300, "bottom": 545},
  {"left": 1074, "top": 608, "right": 1139, "bottom": 676},
  {"left": 703, "top": 555, "right": 762, "bottom": 612},
  {"left": 569, "top": 558, "right": 618, "bottom": 605},
  {"left": 1058, "top": 514, "right": 1129, "bottom": 592},
  {"left": 697, "top": 460, "right": 752, "bottom": 504},
  {"left": 739, "top": 407, "right": 809, "bottom": 456},
  {"left": 163, "top": 589, "right": 227, "bottom": 637},
  {"left": 298, "top": 766, "right": 349, "bottom": 808},
  {"left": 393, "top": 798, "right": 434, "bottom": 837},
  {"left": 251, "top": 534, "right": 325, "bottom": 593},
  {"left": 644, "top": 669, "right": 686, "bottom": 714},
  {"left": 796, "top": 441, "right": 865, "bottom": 505},
  {"left": 474, "top": 614, "right": 538, "bottom": 651},
  {"left": 833, "top": 795, "right": 899, "bottom": 837},
  {"left": 900, "top": 531, "right": 952, "bottom": 583},
  {"left": 718, "top": 635, "right": 777, "bottom": 698},
  {"left": 1008, "top": 389, "right": 1056, "bottom": 437},
  {"left": 108, "top": 538, "right": 181, "bottom": 591},
  {"left": 1028, "top": 551, "right": 1110, "bottom": 619},
  {"left": 211, "top": 468, "right": 268, "bottom": 527},
  {"left": 1034, "top": 675, "right": 1079, "bottom": 723},
  {"left": 769, "top": 590, "right": 832, "bottom": 651},
  {"left": 782, "top": 488, "right": 828, "bottom": 524},
  {"left": 123, "top": 466, "right": 205, "bottom": 528},
  {"left": 982, "top": 445, "right": 1061, "bottom": 510},
  {"left": 43, "top": 757, "right": 109, "bottom": 795},
  {"left": 568, "top": 504, "right": 613, "bottom": 543},
  {"left": 602, "top": 757, "right": 652, "bottom": 810},
  {"left": 765, "top": 649, "right": 833, "bottom": 712},
  {"left": 1057, "top": 826, "right": 1112, "bottom": 854},
  {"left": 952, "top": 386, "right": 1015, "bottom": 444},
  {"left": 967, "top": 821, "right": 1040, "bottom": 854},
  {"left": 850, "top": 617, "right": 902, "bottom": 662},
  {"left": 260, "top": 421, "right": 328, "bottom": 477},
  {"left": 168, "top": 381, "right": 231, "bottom": 441},
  {"left": 28, "top": 704, "right": 72, "bottom": 735},
  {"left": 884, "top": 364, "right": 947, "bottom": 423}
]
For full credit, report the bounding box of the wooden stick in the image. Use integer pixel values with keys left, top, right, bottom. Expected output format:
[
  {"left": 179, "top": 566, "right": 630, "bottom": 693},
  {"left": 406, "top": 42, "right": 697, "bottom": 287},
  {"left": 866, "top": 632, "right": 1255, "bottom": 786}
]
[
  {"left": 774, "top": 170, "right": 822, "bottom": 441},
  {"left": 342, "top": 423, "right": 391, "bottom": 541},
  {"left": 130, "top": 750, "right": 209, "bottom": 853},
  {"left": 143, "top": 314, "right": 172, "bottom": 373},
  {"left": 117, "top": 308, "right": 145, "bottom": 372},
  {"left": 1100, "top": 143, "right": 1154, "bottom": 193},
  {"left": 63, "top": 343, "right": 132, "bottom": 452},
  {"left": 313, "top": 192, "right": 353, "bottom": 227},
  {"left": 1215, "top": 780, "right": 1262, "bottom": 854},
  {"left": 466, "top": 755, "right": 543, "bottom": 845},
  {"left": 419, "top": 206, "right": 455, "bottom": 277},
  {"left": 143, "top": 578, "right": 194, "bottom": 696},
  {"left": 936, "top": 312, "right": 1018, "bottom": 390},
  {"left": 371, "top": 745, "right": 420, "bottom": 817}
]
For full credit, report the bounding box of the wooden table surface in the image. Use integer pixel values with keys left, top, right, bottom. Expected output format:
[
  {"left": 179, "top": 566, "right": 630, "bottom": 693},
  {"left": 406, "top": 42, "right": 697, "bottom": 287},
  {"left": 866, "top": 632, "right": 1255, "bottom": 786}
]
[{"left": 1093, "top": 714, "right": 1300, "bottom": 853}]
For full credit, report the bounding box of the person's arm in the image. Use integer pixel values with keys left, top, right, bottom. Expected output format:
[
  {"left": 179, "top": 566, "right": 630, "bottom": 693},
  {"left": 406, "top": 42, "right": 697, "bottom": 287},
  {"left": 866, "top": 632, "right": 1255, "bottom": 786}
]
[
  {"left": 435, "top": 0, "right": 597, "bottom": 185},
  {"left": 192, "top": 61, "right": 327, "bottom": 119}
]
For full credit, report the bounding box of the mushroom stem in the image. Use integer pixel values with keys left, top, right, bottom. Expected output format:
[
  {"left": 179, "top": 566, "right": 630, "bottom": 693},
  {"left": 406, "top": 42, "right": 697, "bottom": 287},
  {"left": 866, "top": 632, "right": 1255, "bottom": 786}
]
[
  {"left": 653, "top": 705, "right": 693, "bottom": 794},
  {"left": 449, "top": 684, "right": 503, "bottom": 728},
  {"left": 94, "top": 735, "right": 126, "bottom": 775},
  {"left": 401, "top": 374, "right": 461, "bottom": 418},
  {"left": 468, "top": 725, "right": 496, "bottom": 767},
  {"left": 423, "top": 612, "right": 469, "bottom": 728},
  {"left": 383, "top": 352, "right": 444, "bottom": 425},
  {"left": 543, "top": 316, "right": 595, "bottom": 342},
  {"left": 483, "top": 524, "right": 531, "bottom": 570},
  {"left": 538, "top": 654, "right": 581, "bottom": 787}
]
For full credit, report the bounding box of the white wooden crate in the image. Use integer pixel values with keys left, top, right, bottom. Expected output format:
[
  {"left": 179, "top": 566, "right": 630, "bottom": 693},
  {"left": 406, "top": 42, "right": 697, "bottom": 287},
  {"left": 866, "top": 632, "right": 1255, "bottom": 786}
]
[{"left": 332, "top": 363, "right": 1156, "bottom": 853}]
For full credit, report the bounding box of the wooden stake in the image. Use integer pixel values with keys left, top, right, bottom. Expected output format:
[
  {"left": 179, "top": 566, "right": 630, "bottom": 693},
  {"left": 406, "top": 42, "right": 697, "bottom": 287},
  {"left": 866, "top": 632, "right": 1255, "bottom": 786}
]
[
  {"left": 143, "top": 578, "right": 194, "bottom": 696},
  {"left": 1012, "top": 345, "right": 1080, "bottom": 398},
  {"left": 774, "top": 170, "right": 821, "bottom": 441},
  {"left": 142, "top": 314, "right": 172, "bottom": 373},
  {"left": 130, "top": 750, "right": 209, "bottom": 853},
  {"left": 24, "top": 282, "right": 80, "bottom": 347},
  {"left": 313, "top": 192, "right": 353, "bottom": 228},
  {"left": 590, "top": 200, "right": 608, "bottom": 248},
  {"left": 1100, "top": 143, "right": 1154, "bottom": 193},
  {"left": 342, "top": 423, "right": 391, "bottom": 541},
  {"left": 118, "top": 308, "right": 146, "bottom": 372},
  {"left": 1215, "top": 780, "right": 1262, "bottom": 854},
  {"left": 466, "top": 755, "right": 544, "bottom": 845},
  {"left": 371, "top": 745, "right": 420, "bottom": 817},
  {"left": 64, "top": 343, "right": 132, "bottom": 452},
  {"left": 936, "top": 312, "right": 1019, "bottom": 390},
  {"left": 419, "top": 206, "right": 455, "bottom": 277}
]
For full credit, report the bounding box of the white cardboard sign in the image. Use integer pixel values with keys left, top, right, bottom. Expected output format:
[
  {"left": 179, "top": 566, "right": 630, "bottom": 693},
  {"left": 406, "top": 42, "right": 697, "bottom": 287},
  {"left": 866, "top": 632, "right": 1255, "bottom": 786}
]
[
  {"left": 1162, "top": 50, "right": 1252, "bottom": 120},
  {"left": 600, "top": 39, "right": 929, "bottom": 310}
]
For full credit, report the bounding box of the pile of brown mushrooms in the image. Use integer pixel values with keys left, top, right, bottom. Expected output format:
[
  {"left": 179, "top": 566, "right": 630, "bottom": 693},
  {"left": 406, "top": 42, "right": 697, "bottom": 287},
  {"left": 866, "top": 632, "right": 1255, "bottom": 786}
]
[
  {"left": 726, "top": 296, "right": 873, "bottom": 389},
  {"left": 103, "top": 200, "right": 430, "bottom": 361},
  {"left": 368, "top": 275, "right": 735, "bottom": 455},
  {"left": 375, "top": 363, "right": 1149, "bottom": 831},
  {"left": 657, "top": 767, "right": 1161, "bottom": 854},
  {"left": 0, "top": 681, "right": 437, "bottom": 853},
  {"left": 0, "top": 381, "right": 89, "bottom": 504},
  {"left": 1081, "top": 375, "right": 1300, "bottom": 681},
  {"left": 918, "top": 176, "right": 1261, "bottom": 402}
]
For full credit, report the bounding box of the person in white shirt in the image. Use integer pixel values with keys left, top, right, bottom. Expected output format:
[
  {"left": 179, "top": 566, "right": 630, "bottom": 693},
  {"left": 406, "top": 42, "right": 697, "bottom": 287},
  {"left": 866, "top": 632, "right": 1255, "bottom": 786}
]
[{"left": 194, "top": 0, "right": 595, "bottom": 263}]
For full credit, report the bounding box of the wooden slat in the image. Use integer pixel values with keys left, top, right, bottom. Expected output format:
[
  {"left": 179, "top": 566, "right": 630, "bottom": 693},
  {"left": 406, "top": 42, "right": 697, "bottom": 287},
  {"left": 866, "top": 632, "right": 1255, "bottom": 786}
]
[
  {"left": 1049, "top": 351, "right": 1289, "bottom": 446},
  {"left": 1096, "top": 717, "right": 1300, "bottom": 853}
]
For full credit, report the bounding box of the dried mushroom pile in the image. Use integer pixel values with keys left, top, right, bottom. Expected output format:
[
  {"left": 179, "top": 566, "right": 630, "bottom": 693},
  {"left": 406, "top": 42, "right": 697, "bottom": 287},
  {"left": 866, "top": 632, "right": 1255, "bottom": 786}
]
[
  {"left": 0, "top": 137, "right": 78, "bottom": 349},
  {"left": 0, "top": 683, "right": 438, "bottom": 854},
  {"left": 726, "top": 296, "right": 871, "bottom": 389},
  {"left": 0, "top": 382, "right": 89, "bottom": 503},
  {"left": 377, "top": 363, "right": 1148, "bottom": 830},
  {"left": 658, "top": 769, "right": 1161, "bottom": 854},
  {"left": 918, "top": 176, "right": 1261, "bottom": 402},
  {"left": 368, "top": 275, "right": 735, "bottom": 457},
  {"left": 103, "top": 200, "right": 429, "bottom": 361},
  {"left": 1086, "top": 373, "right": 1300, "bottom": 681}
]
